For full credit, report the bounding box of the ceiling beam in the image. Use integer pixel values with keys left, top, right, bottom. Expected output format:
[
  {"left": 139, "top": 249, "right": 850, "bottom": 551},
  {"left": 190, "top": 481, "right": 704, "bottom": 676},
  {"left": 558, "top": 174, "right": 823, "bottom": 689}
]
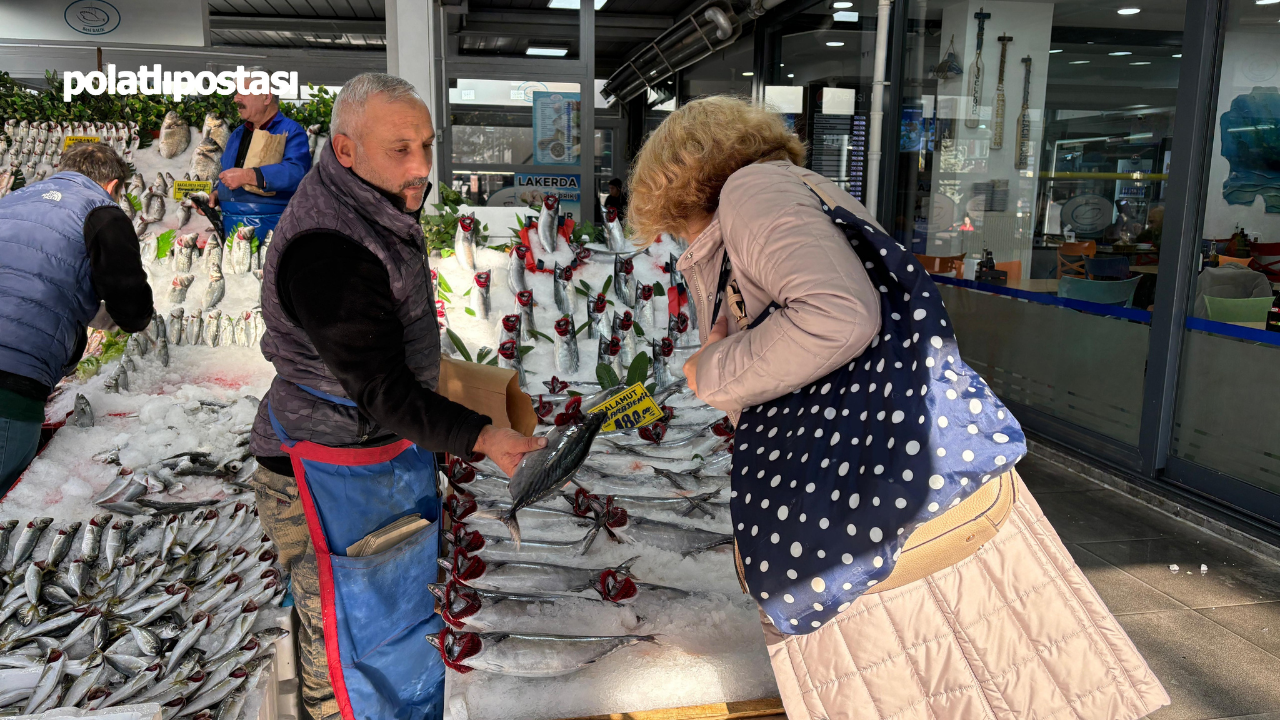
[{"left": 208, "top": 14, "right": 387, "bottom": 35}]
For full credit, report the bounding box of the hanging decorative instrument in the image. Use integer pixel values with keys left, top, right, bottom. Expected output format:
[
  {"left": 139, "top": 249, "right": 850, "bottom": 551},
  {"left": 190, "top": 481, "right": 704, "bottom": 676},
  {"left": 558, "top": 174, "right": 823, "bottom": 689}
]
[
  {"left": 991, "top": 34, "right": 1012, "bottom": 150},
  {"left": 965, "top": 7, "right": 992, "bottom": 130},
  {"left": 1016, "top": 56, "right": 1033, "bottom": 170}
]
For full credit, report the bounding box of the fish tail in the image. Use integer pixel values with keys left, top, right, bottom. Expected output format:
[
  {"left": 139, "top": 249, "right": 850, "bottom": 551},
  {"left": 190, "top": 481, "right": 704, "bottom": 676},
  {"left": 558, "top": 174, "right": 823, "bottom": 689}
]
[
  {"left": 501, "top": 512, "right": 522, "bottom": 550},
  {"left": 573, "top": 525, "right": 601, "bottom": 556},
  {"left": 636, "top": 634, "right": 660, "bottom": 645},
  {"left": 615, "top": 556, "right": 641, "bottom": 575}
]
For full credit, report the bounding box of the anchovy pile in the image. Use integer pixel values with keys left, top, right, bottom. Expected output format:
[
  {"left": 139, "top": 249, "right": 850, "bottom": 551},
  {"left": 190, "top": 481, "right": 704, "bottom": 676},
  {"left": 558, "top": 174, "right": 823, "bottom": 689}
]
[{"left": 0, "top": 498, "right": 284, "bottom": 717}]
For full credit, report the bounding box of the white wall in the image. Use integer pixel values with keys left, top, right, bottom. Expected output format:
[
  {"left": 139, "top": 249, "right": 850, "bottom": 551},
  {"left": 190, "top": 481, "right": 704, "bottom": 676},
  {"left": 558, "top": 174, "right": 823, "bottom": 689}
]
[
  {"left": 928, "top": 0, "right": 1054, "bottom": 274},
  {"left": 1201, "top": 29, "right": 1280, "bottom": 241},
  {"left": 0, "top": 0, "right": 205, "bottom": 46}
]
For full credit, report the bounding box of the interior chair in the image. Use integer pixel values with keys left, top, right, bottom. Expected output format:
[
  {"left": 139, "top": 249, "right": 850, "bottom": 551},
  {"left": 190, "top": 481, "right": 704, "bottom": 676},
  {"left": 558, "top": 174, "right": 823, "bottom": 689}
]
[
  {"left": 914, "top": 253, "right": 966, "bottom": 279},
  {"left": 1057, "top": 276, "right": 1142, "bottom": 307},
  {"left": 1084, "top": 256, "right": 1132, "bottom": 280},
  {"left": 1057, "top": 241, "right": 1097, "bottom": 278},
  {"left": 1202, "top": 295, "right": 1274, "bottom": 323},
  {"left": 1248, "top": 241, "right": 1280, "bottom": 280}
]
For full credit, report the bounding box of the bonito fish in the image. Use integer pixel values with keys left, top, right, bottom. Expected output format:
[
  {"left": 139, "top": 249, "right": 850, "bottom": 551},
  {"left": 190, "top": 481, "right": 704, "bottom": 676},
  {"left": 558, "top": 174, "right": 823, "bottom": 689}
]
[
  {"left": 500, "top": 411, "right": 608, "bottom": 546},
  {"left": 507, "top": 245, "right": 530, "bottom": 296},
  {"left": 429, "top": 627, "right": 654, "bottom": 677},
  {"left": 430, "top": 581, "right": 612, "bottom": 632},
  {"left": 440, "top": 550, "right": 639, "bottom": 595},
  {"left": 515, "top": 291, "right": 537, "bottom": 341},
  {"left": 454, "top": 213, "right": 479, "bottom": 273},
  {"left": 603, "top": 205, "right": 628, "bottom": 252},
  {"left": 553, "top": 316, "right": 578, "bottom": 374},
  {"left": 553, "top": 263, "right": 573, "bottom": 317},
  {"left": 471, "top": 271, "right": 491, "bottom": 321},
  {"left": 537, "top": 195, "right": 559, "bottom": 253}
]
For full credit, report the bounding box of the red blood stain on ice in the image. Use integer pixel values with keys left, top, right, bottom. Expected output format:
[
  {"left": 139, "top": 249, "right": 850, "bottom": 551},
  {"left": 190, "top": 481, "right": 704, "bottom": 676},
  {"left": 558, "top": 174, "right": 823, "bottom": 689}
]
[{"left": 198, "top": 375, "right": 251, "bottom": 390}]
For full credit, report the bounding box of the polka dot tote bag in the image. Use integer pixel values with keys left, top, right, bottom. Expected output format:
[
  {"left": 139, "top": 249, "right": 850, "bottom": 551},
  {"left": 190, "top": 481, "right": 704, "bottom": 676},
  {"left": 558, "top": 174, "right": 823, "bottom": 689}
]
[{"left": 726, "top": 182, "right": 1026, "bottom": 635}]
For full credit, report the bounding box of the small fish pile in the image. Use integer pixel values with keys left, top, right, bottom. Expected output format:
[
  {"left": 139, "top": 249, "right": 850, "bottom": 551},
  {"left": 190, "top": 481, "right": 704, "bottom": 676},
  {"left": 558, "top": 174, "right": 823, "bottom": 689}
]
[
  {"left": 0, "top": 499, "right": 284, "bottom": 717},
  {"left": 0, "top": 120, "right": 139, "bottom": 194}
]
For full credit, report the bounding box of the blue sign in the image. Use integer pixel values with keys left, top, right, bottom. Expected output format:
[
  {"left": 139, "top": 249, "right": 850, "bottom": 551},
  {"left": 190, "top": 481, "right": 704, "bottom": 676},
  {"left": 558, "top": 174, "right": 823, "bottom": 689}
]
[
  {"left": 65, "top": 0, "right": 121, "bottom": 36},
  {"left": 515, "top": 173, "right": 581, "bottom": 219}
]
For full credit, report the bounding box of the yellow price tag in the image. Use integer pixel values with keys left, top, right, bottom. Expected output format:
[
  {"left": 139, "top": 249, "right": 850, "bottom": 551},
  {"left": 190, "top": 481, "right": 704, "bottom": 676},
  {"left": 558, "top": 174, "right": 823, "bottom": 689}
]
[
  {"left": 62, "top": 135, "right": 101, "bottom": 151},
  {"left": 595, "top": 382, "right": 664, "bottom": 432},
  {"left": 172, "top": 180, "right": 213, "bottom": 200}
]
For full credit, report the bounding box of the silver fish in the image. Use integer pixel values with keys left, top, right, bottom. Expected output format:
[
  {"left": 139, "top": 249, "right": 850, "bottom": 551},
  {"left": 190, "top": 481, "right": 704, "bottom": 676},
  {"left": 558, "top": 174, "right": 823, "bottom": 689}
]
[
  {"left": 177, "top": 196, "right": 194, "bottom": 229},
  {"left": 190, "top": 136, "right": 222, "bottom": 185},
  {"left": 305, "top": 123, "right": 321, "bottom": 154},
  {"left": 0, "top": 520, "right": 18, "bottom": 568},
  {"left": 441, "top": 552, "right": 638, "bottom": 595},
  {"left": 444, "top": 524, "right": 600, "bottom": 565},
  {"left": 515, "top": 290, "right": 538, "bottom": 341},
  {"left": 166, "top": 611, "right": 210, "bottom": 676},
  {"left": 586, "top": 293, "right": 607, "bottom": 340},
  {"left": 180, "top": 664, "right": 250, "bottom": 716},
  {"left": 169, "top": 309, "right": 187, "bottom": 347},
  {"left": 219, "top": 314, "right": 235, "bottom": 349},
  {"left": 471, "top": 270, "right": 492, "bottom": 321},
  {"left": 230, "top": 226, "right": 254, "bottom": 275},
  {"left": 429, "top": 627, "right": 654, "bottom": 677},
  {"left": 552, "top": 315, "right": 579, "bottom": 373},
  {"left": 97, "top": 661, "right": 161, "bottom": 709},
  {"left": 537, "top": 195, "right": 560, "bottom": 253},
  {"left": 203, "top": 113, "right": 230, "bottom": 149},
  {"left": 553, "top": 262, "right": 573, "bottom": 316},
  {"left": 63, "top": 651, "right": 105, "bottom": 708},
  {"left": 45, "top": 521, "right": 81, "bottom": 567},
  {"left": 615, "top": 311, "right": 637, "bottom": 367},
  {"left": 603, "top": 205, "right": 628, "bottom": 252},
  {"left": 429, "top": 581, "right": 610, "bottom": 632},
  {"left": 129, "top": 624, "right": 162, "bottom": 657},
  {"left": 507, "top": 245, "right": 530, "bottom": 296},
  {"left": 204, "top": 309, "right": 223, "bottom": 346},
  {"left": 496, "top": 339, "right": 526, "bottom": 390},
  {"left": 204, "top": 236, "right": 223, "bottom": 273},
  {"left": 159, "top": 112, "right": 190, "bottom": 159},
  {"left": 102, "top": 519, "right": 132, "bottom": 572},
  {"left": 156, "top": 172, "right": 170, "bottom": 197},
  {"left": 81, "top": 514, "right": 111, "bottom": 565},
  {"left": 156, "top": 332, "right": 169, "bottom": 366},
  {"left": 12, "top": 518, "right": 52, "bottom": 567},
  {"left": 135, "top": 583, "right": 190, "bottom": 626},
  {"left": 185, "top": 309, "right": 204, "bottom": 347},
  {"left": 651, "top": 337, "right": 675, "bottom": 390},
  {"left": 455, "top": 213, "right": 479, "bottom": 273},
  {"left": 59, "top": 607, "right": 101, "bottom": 647},
  {"left": 22, "top": 648, "right": 65, "bottom": 714},
  {"left": 69, "top": 394, "right": 94, "bottom": 428},
  {"left": 613, "top": 254, "right": 636, "bottom": 304},
  {"left": 174, "top": 233, "right": 199, "bottom": 272},
  {"left": 168, "top": 274, "right": 195, "bottom": 304}
]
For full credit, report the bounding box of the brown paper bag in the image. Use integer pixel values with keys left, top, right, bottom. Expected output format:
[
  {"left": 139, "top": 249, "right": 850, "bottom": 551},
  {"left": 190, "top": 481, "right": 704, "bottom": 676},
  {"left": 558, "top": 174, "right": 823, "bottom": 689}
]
[
  {"left": 437, "top": 357, "right": 537, "bottom": 437},
  {"left": 241, "top": 128, "right": 288, "bottom": 197}
]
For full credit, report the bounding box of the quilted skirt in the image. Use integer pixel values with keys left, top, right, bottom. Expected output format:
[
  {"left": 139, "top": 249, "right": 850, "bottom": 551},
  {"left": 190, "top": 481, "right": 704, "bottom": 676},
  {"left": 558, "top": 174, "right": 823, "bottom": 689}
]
[{"left": 761, "top": 471, "right": 1170, "bottom": 720}]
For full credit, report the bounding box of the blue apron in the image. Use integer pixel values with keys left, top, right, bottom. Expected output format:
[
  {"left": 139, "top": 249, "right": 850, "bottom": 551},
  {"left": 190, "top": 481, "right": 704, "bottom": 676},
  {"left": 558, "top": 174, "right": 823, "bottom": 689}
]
[
  {"left": 269, "top": 388, "right": 445, "bottom": 720},
  {"left": 221, "top": 200, "right": 284, "bottom": 240}
]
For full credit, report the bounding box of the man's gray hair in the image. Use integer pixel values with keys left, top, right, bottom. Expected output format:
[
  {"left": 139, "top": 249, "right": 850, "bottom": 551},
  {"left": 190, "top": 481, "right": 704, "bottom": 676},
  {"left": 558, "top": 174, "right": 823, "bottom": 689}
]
[
  {"left": 330, "top": 73, "right": 422, "bottom": 137},
  {"left": 61, "top": 142, "right": 129, "bottom": 192}
]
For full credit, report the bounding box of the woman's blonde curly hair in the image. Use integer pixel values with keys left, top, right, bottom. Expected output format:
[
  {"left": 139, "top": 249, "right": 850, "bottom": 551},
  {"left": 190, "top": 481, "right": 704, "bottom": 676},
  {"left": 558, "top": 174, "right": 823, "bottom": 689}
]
[{"left": 626, "top": 96, "right": 806, "bottom": 245}]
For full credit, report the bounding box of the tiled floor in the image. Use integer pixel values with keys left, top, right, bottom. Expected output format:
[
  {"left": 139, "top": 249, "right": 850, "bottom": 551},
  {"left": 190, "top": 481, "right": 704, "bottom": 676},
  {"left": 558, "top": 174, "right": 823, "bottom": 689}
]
[{"left": 1020, "top": 455, "right": 1280, "bottom": 720}]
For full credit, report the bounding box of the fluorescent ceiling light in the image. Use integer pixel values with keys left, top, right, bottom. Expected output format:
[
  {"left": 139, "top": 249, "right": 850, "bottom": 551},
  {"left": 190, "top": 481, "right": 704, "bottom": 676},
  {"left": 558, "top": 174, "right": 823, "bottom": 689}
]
[
  {"left": 1117, "top": 7, "right": 1141, "bottom": 14},
  {"left": 787, "top": 73, "right": 795, "bottom": 77},
  {"left": 1050, "top": 49, "right": 1063, "bottom": 53},
  {"left": 547, "top": 0, "right": 608, "bottom": 8},
  {"left": 834, "top": 11, "right": 859, "bottom": 21},
  {"left": 1172, "top": 53, "right": 1182, "bottom": 57},
  {"left": 1108, "top": 51, "right": 1132, "bottom": 56},
  {"left": 833, "top": 1, "right": 854, "bottom": 7},
  {"left": 1129, "top": 61, "right": 1151, "bottom": 65},
  {"left": 527, "top": 46, "right": 569, "bottom": 56},
  {"left": 742, "top": 71, "right": 754, "bottom": 76},
  {"left": 1258, "top": 0, "right": 1279, "bottom": 4},
  {"left": 1069, "top": 60, "right": 1090, "bottom": 64},
  {"left": 826, "top": 41, "right": 845, "bottom": 46}
]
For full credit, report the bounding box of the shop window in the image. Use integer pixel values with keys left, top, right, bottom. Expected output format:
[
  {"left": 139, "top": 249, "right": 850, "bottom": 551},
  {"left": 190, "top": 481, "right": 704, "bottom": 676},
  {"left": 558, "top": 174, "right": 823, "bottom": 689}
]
[
  {"left": 1170, "top": 0, "right": 1280, "bottom": 495},
  {"left": 889, "top": 0, "right": 1186, "bottom": 447}
]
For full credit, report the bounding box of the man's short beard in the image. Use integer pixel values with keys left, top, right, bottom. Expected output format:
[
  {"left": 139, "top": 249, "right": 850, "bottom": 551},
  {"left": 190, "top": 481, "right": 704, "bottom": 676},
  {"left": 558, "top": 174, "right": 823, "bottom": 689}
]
[{"left": 351, "top": 147, "right": 430, "bottom": 212}]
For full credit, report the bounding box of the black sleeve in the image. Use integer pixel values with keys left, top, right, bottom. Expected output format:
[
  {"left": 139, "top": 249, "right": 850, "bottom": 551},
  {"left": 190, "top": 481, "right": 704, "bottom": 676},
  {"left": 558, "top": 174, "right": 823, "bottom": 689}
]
[
  {"left": 83, "top": 205, "right": 154, "bottom": 333},
  {"left": 278, "top": 232, "right": 492, "bottom": 457}
]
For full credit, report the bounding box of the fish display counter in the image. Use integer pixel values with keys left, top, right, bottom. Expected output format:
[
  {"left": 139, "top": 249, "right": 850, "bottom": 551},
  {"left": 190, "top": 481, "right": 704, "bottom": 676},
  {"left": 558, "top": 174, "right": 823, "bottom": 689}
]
[
  {"left": 0, "top": 117, "right": 303, "bottom": 720},
  {"left": 2, "top": 117, "right": 779, "bottom": 720}
]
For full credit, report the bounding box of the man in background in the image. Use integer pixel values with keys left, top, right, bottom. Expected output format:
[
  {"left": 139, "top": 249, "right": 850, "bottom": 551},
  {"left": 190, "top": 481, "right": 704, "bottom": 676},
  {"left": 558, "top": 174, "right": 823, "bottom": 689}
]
[
  {"left": 209, "top": 73, "right": 311, "bottom": 238},
  {"left": 0, "top": 143, "right": 153, "bottom": 489},
  {"left": 605, "top": 176, "right": 628, "bottom": 222}
]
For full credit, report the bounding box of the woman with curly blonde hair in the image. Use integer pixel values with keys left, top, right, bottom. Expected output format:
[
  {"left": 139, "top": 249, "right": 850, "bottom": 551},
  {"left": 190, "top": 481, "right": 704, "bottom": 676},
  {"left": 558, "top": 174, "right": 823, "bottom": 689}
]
[{"left": 626, "top": 96, "right": 1167, "bottom": 720}]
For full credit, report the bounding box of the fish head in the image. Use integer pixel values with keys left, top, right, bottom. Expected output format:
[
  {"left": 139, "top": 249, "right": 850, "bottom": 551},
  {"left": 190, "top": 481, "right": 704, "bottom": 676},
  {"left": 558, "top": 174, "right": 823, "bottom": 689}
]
[
  {"left": 445, "top": 526, "right": 485, "bottom": 555},
  {"left": 500, "top": 314, "right": 521, "bottom": 334},
  {"left": 544, "top": 377, "right": 569, "bottom": 394},
  {"left": 605, "top": 206, "right": 619, "bottom": 224},
  {"left": 543, "top": 195, "right": 559, "bottom": 213},
  {"left": 675, "top": 312, "right": 690, "bottom": 334},
  {"left": 553, "top": 396, "right": 583, "bottom": 426},
  {"left": 594, "top": 569, "right": 639, "bottom": 604},
  {"left": 591, "top": 294, "right": 607, "bottom": 314},
  {"left": 559, "top": 264, "right": 573, "bottom": 282},
  {"left": 432, "top": 628, "right": 480, "bottom": 672},
  {"left": 514, "top": 245, "right": 530, "bottom": 261},
  {"left": 161, "top": 111, "right": 183, "bottom": 129},
  {"left": 607, "top": 336, "right": 621, "bottom": 356},
  {"left": 554, "top": 317, "right": 573, "bottom": 337},
  {"left": 447, "top": 548, "right": 486, "bottom": 582},
  {"left": 516, "top": 290, "right": 534, "bottom": 309},
  {"left": 446, "top": 460, "right": 476, "bottom": 487},
  {"left": 711, "top": 416, "right": 735, "bottom": 438},
  {"left": 532, "top": 396, "right": 554, "bottom": 420},
  {"left": 438, "top": 581, "right": 481, "bottom": 627},
  {"left": 474, "top": 271, "right": 490, "bottom": 289},
  {"left": 658, "top": 337, "right": 675, "bottom": 357},
  {"left": 638, "top": 421, "right": 668, "bottom": 445},
  {"left": 569, "top": 488, "right": 608, "bottom": 518},
  {"left": 443, "top": 492, "right": 477, "bottom": 522},
  {"left": 497, "top": 340, "right": 518, "bottom": 362}
]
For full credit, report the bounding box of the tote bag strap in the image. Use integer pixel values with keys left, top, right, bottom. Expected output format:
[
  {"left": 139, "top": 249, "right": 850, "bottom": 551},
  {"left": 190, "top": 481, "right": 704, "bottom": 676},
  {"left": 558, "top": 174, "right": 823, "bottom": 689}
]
[{"left": 782, "top": 164, "right": 884, "bottom": 232}]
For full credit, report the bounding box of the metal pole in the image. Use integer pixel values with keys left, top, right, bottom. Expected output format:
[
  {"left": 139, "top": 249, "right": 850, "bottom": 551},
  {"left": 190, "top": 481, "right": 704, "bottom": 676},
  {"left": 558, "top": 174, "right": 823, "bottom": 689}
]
[
  {"left": 580, "top": 0, "right": 596, "bottom": 225},
  {"left": 865, "top": 0, "right": 893, "bottom": 216},
  {"left": 1137, "top": 0, "right": 1225, "bottom": 476}
]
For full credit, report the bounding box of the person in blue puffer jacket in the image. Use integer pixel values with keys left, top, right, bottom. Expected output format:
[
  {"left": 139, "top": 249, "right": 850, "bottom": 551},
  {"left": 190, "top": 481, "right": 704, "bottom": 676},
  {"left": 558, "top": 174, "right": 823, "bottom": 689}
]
[
  {"left": 0, "top": 142, "right": 154, "bottom": 491},
  {"left": 208, "top": 77, "right": 312, "bottom": 240}
]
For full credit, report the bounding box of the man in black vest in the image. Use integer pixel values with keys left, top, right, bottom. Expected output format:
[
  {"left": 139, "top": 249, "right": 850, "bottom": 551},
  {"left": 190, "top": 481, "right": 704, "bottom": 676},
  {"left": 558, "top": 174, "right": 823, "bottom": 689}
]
[{"left": 249, "top": 73, "right": 543, "bottom": 720}]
